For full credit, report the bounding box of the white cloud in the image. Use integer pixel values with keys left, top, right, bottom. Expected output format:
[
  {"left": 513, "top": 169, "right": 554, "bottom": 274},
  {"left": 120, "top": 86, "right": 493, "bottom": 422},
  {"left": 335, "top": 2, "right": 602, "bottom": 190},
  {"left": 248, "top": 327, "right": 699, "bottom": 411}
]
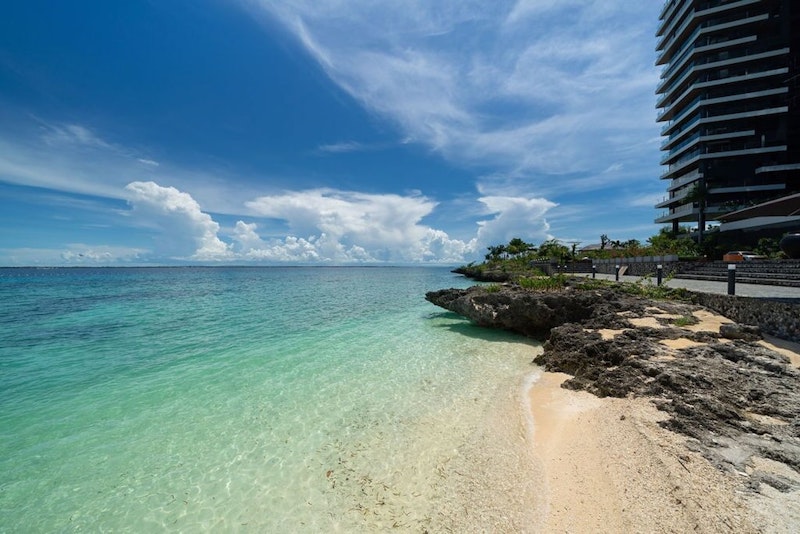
[
  {"left": 244, "top": 188, "right": 467, "bottom": 262},
  {"left": 124, "top": 181, "right": 232, "bottom": 261},
  {"left": 505, "top": 0, "right": 581, "bottom": 25},
  {"left": 116, "top": 182, "right": 560, "bottom": 264},
  {"left": 115, "top": 182, "right": 484, "bottom": 263},
  {"left": 474, "top": 195, "right": 556, "bottom": 250},
  {"left": 247, "top": 0, "right": 660, "bottom": 189},
  {"left": 629, "top": 192, "right": 666, "bottom": 208},
  {"left": 60, "top": 244, "right": 146, "bottom": 263},
  {"left": 40, "top": 123, "right": 114, "bottom": 150},
  {"left": 316, "top": 141, "right": 369, "bottom": 154},
  {"left": 0, "top": 245, "right": 147, "bottom": 266},
  {"left": 0, "top": 120, "right": 174, "bottom": 202}
]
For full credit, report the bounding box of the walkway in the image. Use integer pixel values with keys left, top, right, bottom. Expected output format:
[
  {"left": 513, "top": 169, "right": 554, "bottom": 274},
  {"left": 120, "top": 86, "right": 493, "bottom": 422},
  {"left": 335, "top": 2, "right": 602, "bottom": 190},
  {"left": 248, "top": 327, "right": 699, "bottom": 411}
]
[{"left": 583, "top": 273, "right": 800, "bottom": 300}]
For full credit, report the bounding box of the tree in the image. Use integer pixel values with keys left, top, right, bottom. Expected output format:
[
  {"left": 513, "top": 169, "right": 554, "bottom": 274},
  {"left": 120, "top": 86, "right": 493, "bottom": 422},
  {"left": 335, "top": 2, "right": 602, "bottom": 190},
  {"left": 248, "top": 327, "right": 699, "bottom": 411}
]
[
  {"left": 646, "top": 227, "right": 699, "bottom": 256},
  {"left": 485, "top": 244, "right": 506, "bottom": 261},
  {"left": 537, "top": 239, "right": 570, "bottom": 261},
  {"left": 600, "top": 234, "right": 610, "bottom": 250},
  {"left": 507, "top": 237, "right": 532, "bottom": 258}
]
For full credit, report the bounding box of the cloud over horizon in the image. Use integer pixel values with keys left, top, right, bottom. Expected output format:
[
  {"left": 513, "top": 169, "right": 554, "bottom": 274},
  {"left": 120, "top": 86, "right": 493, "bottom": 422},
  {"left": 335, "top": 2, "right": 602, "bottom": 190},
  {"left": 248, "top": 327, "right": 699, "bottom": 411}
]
[
  {"left": 113, "top": 182, "right": 556, "bottom": 265},
  {"left": 0, "top": 1, "right": 664, "bottom": 266}
]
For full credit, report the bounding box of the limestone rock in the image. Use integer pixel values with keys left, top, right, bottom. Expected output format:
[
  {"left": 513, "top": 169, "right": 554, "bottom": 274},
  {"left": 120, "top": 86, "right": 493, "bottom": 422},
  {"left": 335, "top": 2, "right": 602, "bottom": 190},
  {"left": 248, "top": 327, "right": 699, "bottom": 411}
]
[
  {"left": 425, "top": 282, "right": 800, "bottom": 484},
  {"left": 720, "top": 323, "right": 762, "bottom": 341}
]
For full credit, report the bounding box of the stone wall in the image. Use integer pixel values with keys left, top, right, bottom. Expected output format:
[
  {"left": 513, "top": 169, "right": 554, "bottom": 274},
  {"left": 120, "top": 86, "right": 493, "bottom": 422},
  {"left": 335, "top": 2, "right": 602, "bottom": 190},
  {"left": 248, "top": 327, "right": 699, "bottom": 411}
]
[
  {"left": 532, "top": 258, "right": 691, "bottom": 277},
  {"left": 692, "top": 293, "right": 800, "bottom": 343},
  {"left": 591, "top": 256, "right": 690, "bottom": 277}
]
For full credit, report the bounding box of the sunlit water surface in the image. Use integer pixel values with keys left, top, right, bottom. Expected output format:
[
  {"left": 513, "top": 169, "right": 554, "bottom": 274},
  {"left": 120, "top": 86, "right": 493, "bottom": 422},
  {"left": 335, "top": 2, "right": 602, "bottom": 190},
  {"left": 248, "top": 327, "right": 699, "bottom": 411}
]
[{"left": 0, "top": 267, "right": 539, "bottom": 532}]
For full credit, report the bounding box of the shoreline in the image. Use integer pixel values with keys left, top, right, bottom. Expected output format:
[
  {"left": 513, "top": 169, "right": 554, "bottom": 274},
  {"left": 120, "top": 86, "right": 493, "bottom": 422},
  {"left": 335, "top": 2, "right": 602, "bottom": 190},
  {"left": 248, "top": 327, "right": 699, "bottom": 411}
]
[
  {"left": 522, "top": 315, "right": 800, "bottom": 533},
  {"left": 426, "top": 281, "right": 800, "bottom": 532}
]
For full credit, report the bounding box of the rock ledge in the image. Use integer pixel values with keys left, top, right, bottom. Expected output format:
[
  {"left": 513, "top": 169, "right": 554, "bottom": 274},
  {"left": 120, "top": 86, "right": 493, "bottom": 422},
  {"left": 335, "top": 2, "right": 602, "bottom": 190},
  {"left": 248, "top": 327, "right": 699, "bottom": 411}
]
[{"left": 426, "top": 284, "right": 800, "bottom": 489}]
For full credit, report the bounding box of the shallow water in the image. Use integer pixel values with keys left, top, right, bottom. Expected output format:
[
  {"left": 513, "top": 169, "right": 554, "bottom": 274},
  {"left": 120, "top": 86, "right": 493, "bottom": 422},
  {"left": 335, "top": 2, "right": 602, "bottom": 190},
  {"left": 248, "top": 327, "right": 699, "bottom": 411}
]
[{"left": 0, "top": 267, "right": 539, "bottom": 532}]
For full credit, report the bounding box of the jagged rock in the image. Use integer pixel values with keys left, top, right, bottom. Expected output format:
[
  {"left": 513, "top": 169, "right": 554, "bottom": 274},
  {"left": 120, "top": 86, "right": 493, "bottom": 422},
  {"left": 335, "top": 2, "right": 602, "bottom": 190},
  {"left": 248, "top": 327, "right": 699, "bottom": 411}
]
[
  {"left": 450, "top": 266, "right": 512, "bottom": 282},
  {"left": 720, "top": 323, "right": 762, "bottom": 341},
  {"left": 425, "top": 282, "right": 800, "bottom": 481},
  {"left": 426, "top": 286, "right": 608, "bottom": 340}
]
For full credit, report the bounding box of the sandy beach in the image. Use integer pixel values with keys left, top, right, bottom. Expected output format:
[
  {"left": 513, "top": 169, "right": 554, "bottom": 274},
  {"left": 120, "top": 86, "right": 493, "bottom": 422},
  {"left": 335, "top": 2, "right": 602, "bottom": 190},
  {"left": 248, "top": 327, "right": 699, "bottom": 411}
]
[{"left": 526, "top": 310, "right": 800, "bottom": 533}]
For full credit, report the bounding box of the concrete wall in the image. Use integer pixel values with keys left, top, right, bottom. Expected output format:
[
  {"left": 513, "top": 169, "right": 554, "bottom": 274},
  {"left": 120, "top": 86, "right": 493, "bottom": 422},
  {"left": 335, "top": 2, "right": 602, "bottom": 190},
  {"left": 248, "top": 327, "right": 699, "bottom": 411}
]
[
  {"left": 693, "top": 293, "right": 800, "bottom": 343},
  {"left": 533, "top": 256, "right": 691, "bottom": 277},
  {"left": 590, "top": 257, "right": 690, "bottom": 277}
]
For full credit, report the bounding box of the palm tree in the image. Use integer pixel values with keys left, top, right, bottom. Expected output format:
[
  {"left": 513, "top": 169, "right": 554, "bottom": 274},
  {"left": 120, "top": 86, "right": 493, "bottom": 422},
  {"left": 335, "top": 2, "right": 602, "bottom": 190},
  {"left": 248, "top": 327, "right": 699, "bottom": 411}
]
[
  {"left": 485, "top": 244, "right": 507, "bottom": 261},
  {"left": 507, "top": 237, "right": 530, "bottom": 257}
]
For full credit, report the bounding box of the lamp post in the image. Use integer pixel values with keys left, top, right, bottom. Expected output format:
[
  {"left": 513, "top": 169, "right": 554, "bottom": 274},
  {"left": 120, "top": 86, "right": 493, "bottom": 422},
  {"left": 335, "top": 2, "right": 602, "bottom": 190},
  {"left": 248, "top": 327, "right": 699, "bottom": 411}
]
[
  {"left": 727, "top": 264, "right": 736, "bottom": 295},
  {"left": 615, "top": 264, "right": 620, "bottom": 281},
  {"left": 657, "top": 264, "right": 663, "bottom": 286}
]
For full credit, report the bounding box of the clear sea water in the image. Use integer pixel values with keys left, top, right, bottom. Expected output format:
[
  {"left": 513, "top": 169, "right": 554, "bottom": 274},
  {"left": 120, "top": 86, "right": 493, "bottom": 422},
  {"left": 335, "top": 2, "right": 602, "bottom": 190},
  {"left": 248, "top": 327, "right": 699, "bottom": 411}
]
[{"left": 0, "top": 267, "right": 540, "bottom": 532}]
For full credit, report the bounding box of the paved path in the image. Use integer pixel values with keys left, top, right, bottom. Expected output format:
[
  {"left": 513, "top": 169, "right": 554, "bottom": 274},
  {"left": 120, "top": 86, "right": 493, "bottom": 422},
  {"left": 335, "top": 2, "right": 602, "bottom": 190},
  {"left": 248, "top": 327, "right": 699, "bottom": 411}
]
[{"left": 578, "top": 272, "right": 800, "bottom": 300}]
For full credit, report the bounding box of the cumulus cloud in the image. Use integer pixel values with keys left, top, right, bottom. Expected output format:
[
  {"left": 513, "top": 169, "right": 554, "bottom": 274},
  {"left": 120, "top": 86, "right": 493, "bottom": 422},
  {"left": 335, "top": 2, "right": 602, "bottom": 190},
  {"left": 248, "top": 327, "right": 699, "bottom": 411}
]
[
  {"left": 124, "top": 181, "right": 232, "bottom": 261},
  {"left": 244, "top": 188, "right": 470, "bottom": 262},
  {"left": 117, "top": 182, "right": 556, "bottom": 264},
  {"left": 474, "top": 195, "right": 556, "bottom": 250},
  {"left": 0, "top": 171, "right": 560, "bottom": 265},
  {"left": 117, "top": 181, "right": 476, "bottom": 263}
]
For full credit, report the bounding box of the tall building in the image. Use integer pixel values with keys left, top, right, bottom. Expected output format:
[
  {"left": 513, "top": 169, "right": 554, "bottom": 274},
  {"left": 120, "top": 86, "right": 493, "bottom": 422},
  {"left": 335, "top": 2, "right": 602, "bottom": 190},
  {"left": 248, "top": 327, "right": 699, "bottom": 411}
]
[{"left": 654, "top": 0, "right": 800, "bottom": 239}]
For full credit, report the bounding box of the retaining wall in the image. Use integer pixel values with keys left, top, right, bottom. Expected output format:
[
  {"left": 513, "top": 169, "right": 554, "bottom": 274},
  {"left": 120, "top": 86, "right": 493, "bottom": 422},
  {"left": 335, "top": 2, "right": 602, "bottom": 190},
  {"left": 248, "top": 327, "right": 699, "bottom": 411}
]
[{"left": 692, "top": 293, "right": 800, "bottom": 343}]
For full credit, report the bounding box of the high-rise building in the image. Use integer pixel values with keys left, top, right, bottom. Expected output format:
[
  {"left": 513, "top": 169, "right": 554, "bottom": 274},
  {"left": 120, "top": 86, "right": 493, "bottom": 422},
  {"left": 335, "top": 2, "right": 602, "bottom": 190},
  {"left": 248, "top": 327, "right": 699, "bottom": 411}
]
[{"left": 654, "top": 0, "right": 800, "bottom": 239}]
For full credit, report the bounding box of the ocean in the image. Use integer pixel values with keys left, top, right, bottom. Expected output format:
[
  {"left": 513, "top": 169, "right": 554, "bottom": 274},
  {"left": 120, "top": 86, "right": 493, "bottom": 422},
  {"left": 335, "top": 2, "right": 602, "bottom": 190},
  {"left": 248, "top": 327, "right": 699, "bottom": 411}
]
[{"left": 0, "top": 267, "right": 540, "bottom": 532}]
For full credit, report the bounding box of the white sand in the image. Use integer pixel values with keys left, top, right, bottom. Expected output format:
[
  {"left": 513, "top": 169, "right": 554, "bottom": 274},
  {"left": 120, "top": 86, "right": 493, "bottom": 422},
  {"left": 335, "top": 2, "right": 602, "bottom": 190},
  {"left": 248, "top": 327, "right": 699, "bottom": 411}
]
[{"left": 524, "top": 308, "right": 800, "bottom": 533}]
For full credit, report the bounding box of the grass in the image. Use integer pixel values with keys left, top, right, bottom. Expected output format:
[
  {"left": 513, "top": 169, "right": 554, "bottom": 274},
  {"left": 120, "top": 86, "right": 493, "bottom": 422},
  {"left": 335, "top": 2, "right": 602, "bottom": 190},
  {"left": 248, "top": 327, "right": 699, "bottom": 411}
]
[
  {"left": 576, "top": 276, "right": 692, "bottom": 301},
  {"left": 517, "top": 274, "right": 567, "bottom": 291},
  {"left": 673, "top": 314, "right": 699, "bottom": 327}
]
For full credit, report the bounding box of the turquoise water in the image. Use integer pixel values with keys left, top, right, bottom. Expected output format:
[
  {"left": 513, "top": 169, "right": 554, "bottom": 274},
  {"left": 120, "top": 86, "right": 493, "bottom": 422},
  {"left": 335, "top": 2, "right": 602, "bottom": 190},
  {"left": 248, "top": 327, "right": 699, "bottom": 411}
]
[{"left": 0, "top": 267, "right": 539, "bottom": 532}]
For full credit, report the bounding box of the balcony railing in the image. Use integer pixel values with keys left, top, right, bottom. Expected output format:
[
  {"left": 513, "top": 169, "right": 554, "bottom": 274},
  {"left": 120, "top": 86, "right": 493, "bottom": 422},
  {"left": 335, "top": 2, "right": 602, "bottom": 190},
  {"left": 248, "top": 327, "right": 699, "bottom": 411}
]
[
  {"left": 667, "top": 170, "right": 703, "bottom": 190},
  {"left": 661, "top": 132, "right": 702, "bottom": 165},
  {"left": 657, "top": 31, "right": 779, "bottom": 95},
  {"left": 657, "top": 66, "right": 788, "bottom": 109},
  {"left": 657, "top": 0, "right": 763, "bottom": 53}
]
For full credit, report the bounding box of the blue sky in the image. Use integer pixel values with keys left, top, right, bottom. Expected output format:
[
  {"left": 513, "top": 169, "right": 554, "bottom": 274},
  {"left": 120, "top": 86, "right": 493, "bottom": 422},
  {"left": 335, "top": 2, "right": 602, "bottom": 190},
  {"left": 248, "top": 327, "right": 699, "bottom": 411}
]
[{"left": 0, "top": 0, "right": 666, "bottom": 265}]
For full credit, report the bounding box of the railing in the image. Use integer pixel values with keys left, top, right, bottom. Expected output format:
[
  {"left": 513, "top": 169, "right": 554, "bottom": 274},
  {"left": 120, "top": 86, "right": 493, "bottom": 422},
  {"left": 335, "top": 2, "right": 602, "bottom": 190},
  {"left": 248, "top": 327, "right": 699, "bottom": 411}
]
[
  {"left": 661, "top": 153, "right": 702, "bottom": 180},
  {"left": 660, "top": 96, "right": 702, "bottom": 135},
  {"left": 661, "top": 132, "right": 702, "bottom": 165},
  {"left": 659, "top": 92, "right": 703, "bottom": 123},
  {"left": 657, "top": 14, "right": 771, "bottom": 95}
]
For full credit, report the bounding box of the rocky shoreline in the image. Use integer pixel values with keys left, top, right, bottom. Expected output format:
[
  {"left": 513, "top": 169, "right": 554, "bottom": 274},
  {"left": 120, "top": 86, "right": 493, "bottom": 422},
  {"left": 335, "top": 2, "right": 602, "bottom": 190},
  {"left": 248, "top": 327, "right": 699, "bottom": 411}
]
[{"left": 425, "top": 282, "right": 800, "bottom": 494}]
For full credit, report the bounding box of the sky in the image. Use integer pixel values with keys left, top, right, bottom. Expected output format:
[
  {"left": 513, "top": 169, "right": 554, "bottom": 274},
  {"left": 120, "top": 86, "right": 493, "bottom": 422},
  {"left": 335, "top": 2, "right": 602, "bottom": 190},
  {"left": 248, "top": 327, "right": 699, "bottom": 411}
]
[{"left": 0, "top": 0, "right": 668, "bottom": 266}]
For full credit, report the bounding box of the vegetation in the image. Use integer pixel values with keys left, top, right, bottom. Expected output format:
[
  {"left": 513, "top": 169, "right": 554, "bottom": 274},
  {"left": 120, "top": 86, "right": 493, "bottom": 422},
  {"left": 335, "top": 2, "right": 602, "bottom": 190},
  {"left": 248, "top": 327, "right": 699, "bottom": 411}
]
[
  {"left": 457, "top": 224, "right": 788, "bottom": 293},
  {"left": 673, "top": 315, "right": 699, "bottom": 327},
  {"left": 575, "top": 277, "right": 691, "bottom": 301},
  {"left": 518, "top": 274, "right": 567, "bottom": 291}
]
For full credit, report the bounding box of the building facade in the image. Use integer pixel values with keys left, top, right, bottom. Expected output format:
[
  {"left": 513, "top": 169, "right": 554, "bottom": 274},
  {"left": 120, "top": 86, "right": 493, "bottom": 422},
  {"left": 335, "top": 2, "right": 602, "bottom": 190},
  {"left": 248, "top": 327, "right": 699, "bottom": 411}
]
[{"left": 654, "top": 0, "right": 800, "bottom": 238}]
